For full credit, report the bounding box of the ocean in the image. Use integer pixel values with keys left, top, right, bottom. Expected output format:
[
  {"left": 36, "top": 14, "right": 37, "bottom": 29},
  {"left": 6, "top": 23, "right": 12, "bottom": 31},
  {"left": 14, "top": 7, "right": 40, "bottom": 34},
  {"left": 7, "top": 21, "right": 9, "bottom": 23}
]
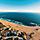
[{"left": 0, "top": 12, "right": 40, "bottom": 26}]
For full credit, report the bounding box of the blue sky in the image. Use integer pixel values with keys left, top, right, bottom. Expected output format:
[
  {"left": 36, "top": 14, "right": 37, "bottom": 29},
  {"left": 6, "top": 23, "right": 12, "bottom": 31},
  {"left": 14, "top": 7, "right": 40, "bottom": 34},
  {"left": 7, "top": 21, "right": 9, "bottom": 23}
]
[{"left": 0, "top": 0, "right": 40, "bottom": 13}]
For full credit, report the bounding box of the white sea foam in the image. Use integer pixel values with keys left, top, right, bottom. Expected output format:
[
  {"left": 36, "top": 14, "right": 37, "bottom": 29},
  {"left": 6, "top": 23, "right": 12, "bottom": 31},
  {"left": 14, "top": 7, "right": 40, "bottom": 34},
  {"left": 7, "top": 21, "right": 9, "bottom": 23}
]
[{"left": 0, "top": 18, "right": 23, "bottom": 25}]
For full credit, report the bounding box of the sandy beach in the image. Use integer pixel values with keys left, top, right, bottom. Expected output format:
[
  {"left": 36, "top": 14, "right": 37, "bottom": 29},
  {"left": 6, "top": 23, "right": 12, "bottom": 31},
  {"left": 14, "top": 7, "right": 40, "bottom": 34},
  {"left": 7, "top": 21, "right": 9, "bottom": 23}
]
[
  {"left": 0, "top": 20, "right": 40, "bottom": 33},
  {"left": 0, "top": 20, "right": 40, "bottom": 40}
]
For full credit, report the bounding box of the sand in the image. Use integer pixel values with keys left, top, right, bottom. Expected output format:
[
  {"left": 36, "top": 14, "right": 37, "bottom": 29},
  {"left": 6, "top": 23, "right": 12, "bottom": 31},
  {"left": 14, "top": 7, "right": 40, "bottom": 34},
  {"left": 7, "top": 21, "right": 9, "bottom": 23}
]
[
  {"left": 0, "top": 20, "right": 40, "bottom": 40},
  {"left": 0, "top": 20, "right": 40, "bottom": 33}
]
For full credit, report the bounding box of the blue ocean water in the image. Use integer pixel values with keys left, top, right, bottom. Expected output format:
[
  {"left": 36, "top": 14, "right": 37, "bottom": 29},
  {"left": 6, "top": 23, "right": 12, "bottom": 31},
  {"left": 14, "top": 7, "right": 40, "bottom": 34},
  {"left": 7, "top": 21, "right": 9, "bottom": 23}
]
[{"left": 0, "top": 12, "right": 40, "bottom": 26}]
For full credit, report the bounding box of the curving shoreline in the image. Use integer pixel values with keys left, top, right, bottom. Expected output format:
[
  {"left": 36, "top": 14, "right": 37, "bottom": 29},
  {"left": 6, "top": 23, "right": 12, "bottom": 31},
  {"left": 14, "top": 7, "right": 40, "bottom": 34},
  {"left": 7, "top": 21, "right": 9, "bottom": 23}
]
[
  {"left": 0, "top": 19, "right": 40, "bottom": 34},
  {"left": 0, "top": 20, "right": 40, "bottom": 40}
]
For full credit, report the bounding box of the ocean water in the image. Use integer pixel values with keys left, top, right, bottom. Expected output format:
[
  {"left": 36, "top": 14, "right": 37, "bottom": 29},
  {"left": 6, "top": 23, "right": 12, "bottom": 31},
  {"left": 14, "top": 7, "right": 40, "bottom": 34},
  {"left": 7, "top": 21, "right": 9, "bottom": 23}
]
[{"left": 0, "top": 12, "right": 40, "bottom": 26}]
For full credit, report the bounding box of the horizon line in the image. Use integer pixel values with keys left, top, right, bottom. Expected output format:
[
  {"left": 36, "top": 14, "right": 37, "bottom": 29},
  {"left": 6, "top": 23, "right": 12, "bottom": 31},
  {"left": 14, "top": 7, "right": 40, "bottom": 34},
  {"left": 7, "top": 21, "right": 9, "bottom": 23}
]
[{"left": 0, "top": 10, "right": 40, "bottom": 13}]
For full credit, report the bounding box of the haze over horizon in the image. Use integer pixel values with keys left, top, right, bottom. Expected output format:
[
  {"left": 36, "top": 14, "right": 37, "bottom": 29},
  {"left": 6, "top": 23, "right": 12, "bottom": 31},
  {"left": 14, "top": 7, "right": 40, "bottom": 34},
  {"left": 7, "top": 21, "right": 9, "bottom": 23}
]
[{"left": 0, "top": 0, "right": 40, "bottom": 13}]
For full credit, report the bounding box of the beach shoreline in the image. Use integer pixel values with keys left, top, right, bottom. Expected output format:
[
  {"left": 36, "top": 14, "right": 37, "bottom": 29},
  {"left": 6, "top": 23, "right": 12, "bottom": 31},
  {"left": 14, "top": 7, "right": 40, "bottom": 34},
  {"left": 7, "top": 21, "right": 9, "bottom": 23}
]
[{"left": 0, "top": 19, "right": 40, "bottom": 34}]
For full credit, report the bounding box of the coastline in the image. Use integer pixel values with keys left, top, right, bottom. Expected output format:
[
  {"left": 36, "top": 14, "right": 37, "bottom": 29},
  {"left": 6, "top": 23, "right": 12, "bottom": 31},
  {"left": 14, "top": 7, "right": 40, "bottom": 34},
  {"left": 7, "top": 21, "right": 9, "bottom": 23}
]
[{"left": 0, "top": 19, "right": 40, "bottom": 34}]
